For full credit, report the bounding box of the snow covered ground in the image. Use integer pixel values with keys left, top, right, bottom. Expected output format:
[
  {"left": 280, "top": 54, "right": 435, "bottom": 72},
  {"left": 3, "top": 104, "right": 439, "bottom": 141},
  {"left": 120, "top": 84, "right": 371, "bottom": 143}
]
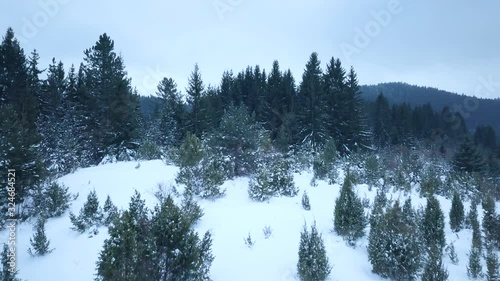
[{"left": 1, "top": 160, "right": 493, "bottom": 280}]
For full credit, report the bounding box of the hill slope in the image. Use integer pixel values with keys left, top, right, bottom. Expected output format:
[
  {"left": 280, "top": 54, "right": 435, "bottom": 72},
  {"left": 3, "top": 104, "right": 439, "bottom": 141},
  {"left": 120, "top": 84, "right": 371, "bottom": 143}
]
[
  {"left": 361, "top": 82, "right": 500, "bottom": 137},
  {"left": 1, "top": 160, "right": 491, "bottom": 281}
]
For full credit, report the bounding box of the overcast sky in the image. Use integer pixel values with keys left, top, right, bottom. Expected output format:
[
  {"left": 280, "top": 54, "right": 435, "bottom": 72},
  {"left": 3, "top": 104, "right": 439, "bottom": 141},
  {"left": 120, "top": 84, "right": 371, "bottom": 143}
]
[{"left": 1, "top": 0, "right": 499, "bottom": 98}]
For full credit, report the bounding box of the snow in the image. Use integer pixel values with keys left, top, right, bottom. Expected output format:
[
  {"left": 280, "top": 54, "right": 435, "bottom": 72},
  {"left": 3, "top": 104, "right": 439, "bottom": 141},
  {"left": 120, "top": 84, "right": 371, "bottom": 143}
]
[{"left": 0, "top": 159, "right": 494, "bottom": 281}]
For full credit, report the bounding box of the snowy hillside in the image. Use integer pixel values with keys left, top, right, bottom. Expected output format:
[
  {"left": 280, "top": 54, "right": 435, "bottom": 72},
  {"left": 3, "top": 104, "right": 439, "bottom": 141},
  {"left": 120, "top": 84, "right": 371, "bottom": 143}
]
[{"left": 1, "top": 160, "right": 494, "bottom": 281}]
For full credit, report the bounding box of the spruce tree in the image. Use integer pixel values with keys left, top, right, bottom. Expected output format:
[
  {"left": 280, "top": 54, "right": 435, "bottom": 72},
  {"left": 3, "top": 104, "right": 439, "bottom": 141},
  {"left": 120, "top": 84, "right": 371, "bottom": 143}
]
[
  {"left": 467, "top": 244, "right": 483, "bottom": 279},
  {"left": 422, "top": 195, "right": 446, "bottom": 254},
  {"left": 297, "top": 222, "right": 331, "bottom": 281},
  {"left": 449, "top": 190, "right": 464, "bottom": 232},
  {"left": 155, "top": 77, "right": 184, "bottom": 147},
  {"left": 486, "top": 247, "right": 500, "bottom": 281},
  {"left": 296, "top": 52, "right": 327, "bottom": 151},
  {"left": 482, "top": 194, "right": 498, "bottom": 249},
  {"left": 70, "top": 190, "right": 103, "bottom": 233},
  {"left": 82, "top": 33, "right": 140, "bottom": 163},
  {"left": 0, "top": 28, "right": 45, "bottom": 215},
  {"left": 40, "top": 182, "right": 72, "bottom": 218},
  {"left": 421, "top": 246, "right": 449, "bottom": 281},
  {"left": 205, "top": 105, "right": 267, "bottom": 176},
  {"left": 447, "top": 242, "right": 459, "bottom": 265},
  {"left": 186, "top": 63, "right": 206, "bottom": 137},
  {"left": 28, "top": 217, "right": 52, "bottom": 256},
  {"left": 334, "top": 173, "right": 367, "bottom": 246},
  {"left": 151, "top": 195, "right": 213, "bottom": 281},
  {"left": 368, "top": 201, "right": 421, "bottom": 280},
  {"left": 302, "top": 191, "right": 311, "bottom": 211},
  {"left": 102, "top": 195, "right": 118, "bottom": 226},
  {"left": 452, "top": 137, "right": 485, "bottom": 173}
]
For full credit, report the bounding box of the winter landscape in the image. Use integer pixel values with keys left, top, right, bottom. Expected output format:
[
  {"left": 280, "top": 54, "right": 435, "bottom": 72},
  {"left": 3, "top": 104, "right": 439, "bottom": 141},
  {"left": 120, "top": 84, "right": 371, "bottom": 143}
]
[{"left": 1, "top": 1, "right": 500, "bottom": 281}]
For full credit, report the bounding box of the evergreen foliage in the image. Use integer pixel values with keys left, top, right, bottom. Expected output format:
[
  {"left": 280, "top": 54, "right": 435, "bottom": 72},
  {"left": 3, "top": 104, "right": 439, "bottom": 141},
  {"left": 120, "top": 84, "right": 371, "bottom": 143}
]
[
  {"left": 1, "top": 244, "right": 21, "bottom": 281},
  {"left": 297, "top": 222, "right": 331, "bottom": 281},
  {"left": 248, "top": 156, "right": 297, "bottom": 201},
  {"left": 205, "top": 105, "right": 267, "bottom": 176},
  {"left": 312, "top": 138, "right": 338, "bottom": 184},
  {"left": 302, "top": 191, "right": 311, "bottom": 211},
  {"left": 69, "top": 190, "right": 103, "bottom": 233},
  {"left": 367, "top": 201, "right": 421, "bottom": 280},
  {"left": 28, "top": 217, "right": 53, "bottom": 256},
  {"left": 102, "top": 195, "right": 119, "bottom": 226},
  {"left": 421, "top": 246, "right": 449, "bottom": 281},
  {"left": 333, "top": 173, "right": 367, "bottom": 245},
  {"left": 452, "top": 137, "right": 485, "bottom": 173},
  {"left": 449, "top": 190, "right": 465, "bottom": 232},
  {"left": 422, "top": 195, "right": 446, "bottom": 254},
  {"left": 467, "top": 245, "right": 483, "bottom": 279},
  {"left": 486, "top": 247, "right": 500, "bottom": 281},
  {"left": 96, "top": 192, "right": 213, "bottom": 281}
]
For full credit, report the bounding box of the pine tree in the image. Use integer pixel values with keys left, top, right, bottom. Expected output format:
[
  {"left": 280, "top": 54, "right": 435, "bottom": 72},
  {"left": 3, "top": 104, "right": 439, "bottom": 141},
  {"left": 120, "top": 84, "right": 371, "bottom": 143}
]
[
  {"left": 151, "top": 195, "right": 213, "bottom": 281},
  {"left": 102, "top": 195, "right": 118, "bottom": 226},
  {"left": 155, "top": 77, "right": 184, "bottom": 147},
  {"left": 422, "top": 195, "right": 446, "bottom": 254},
  {"left": 446, "top": 242, "right": 459, "bottom": 265},
  {"left": 486, "top": 247, "right": 500, "bottom": 281},
  {"left": 470, "top": 202, "right": 483, "bottom": 251},
  {"left": 452, "top": 137, "right": 485, "bottom": 173},
  {"left": 82, "top": 33, "right": 140, "bottom": 163},
  {"left": 449, "top": 190, "right": 465, "bottom": 232},
  {"left": 334, "top": 173, "right": 367, "bottom": 246},
  {"left": 368, "top": 201, "right": 421, "bottom": 280},
  {"left": 205, "top": 105, "right": 267, "bottom": 176},
  {"left": 312, "top": 138, "right": 338, "bottom": 183},
  {"left": 69, "top": 190, "right": 103, "bottom": 233},
  {"left": 1, "top": 244, "right": 21, "bottom": 281},
  {"left": 302, "top": 191, "right": 311, "bottom": 211},
  {"left": 28, "top": 217, "right": 52, "bottom": 256},
  {"left": 482, "top": 194, "right": 498, "bottom": 249},
  {"left": 297, "top": 222, "right": 331, "bottom": 281},
  {"left": 296, "top": 52, "right": 327, "bottom": 151},
  {"left": 467, "top": 244, "right": 483, "bottom": 279},
  {"left": 0, "top": 28, "right": 45, "bottom": 216},
  {"left": 186, "top": 63, "right": 206, "bottom": 137},
  {"left": 373, "top": 93, "right": 391, "bottom": 147},
  {"left": 422, "top": 246, "right": 449, "bottom": 281},
  {"left": 39, "top": 182, "right": 72, "bottom": 218},
  {"left": 248, "top": 167, "right": 275, "bottom": 202}
]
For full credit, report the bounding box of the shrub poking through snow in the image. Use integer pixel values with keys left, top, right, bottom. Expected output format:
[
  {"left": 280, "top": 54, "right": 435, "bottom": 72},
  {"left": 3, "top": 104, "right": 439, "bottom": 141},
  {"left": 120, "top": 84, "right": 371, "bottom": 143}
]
[
  {"left": 297, "top": 221, "right": 331, "bottom": 281},
  {"left": 302, "top": 191, "right": 311, "bottom": 211},
  {"left": 333, "top": 172, "right": 367, "bottom": 246},
  {"left": 102, "top": 195, "right": 118, "bottom": 226},
  {"left": 248, "top": 156, "right": 297, "bottom": 201},
  {"left": 446, "top": 242, "right": 459, "bottom": 265},
  {"left": 175, "top": 133, "right": 226, "bottom": 199},
  {"left": 244, "top": 233, "right": 255, "bottom": 248},
  {"left": 449, "top": 190, "right": 465, "bottom": 232},
  {"left": 263, "top": 225, "right": 272, "bottom": 239},
  {"left": 69, "top": 190, "right": 103, "bottom": 233},
  {"left": 28, "top": 217, "right": 53, "bottom": 256},
  {"left": 312, "top": 139, "right": 338, "bottom": 184}
]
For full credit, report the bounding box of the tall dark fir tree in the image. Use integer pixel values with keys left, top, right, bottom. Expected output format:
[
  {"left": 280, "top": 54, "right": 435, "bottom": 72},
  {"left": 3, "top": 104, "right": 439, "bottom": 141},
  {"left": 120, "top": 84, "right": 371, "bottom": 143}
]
[
  {"left": 82, "top": 33, "right": 140, "bottom": 163},
  {"left": 296, "top": 52, "right": 327, "bottom": 151},
  {"left": 0, "top": 28, "right": 45, "bottom": 217}
]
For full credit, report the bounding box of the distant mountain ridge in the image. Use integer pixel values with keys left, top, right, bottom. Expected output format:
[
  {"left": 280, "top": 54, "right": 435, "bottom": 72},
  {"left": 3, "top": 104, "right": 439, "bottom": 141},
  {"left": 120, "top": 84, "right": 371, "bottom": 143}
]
[{"left": 361, "top": 82, "right": 500, "bottom": 138}]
